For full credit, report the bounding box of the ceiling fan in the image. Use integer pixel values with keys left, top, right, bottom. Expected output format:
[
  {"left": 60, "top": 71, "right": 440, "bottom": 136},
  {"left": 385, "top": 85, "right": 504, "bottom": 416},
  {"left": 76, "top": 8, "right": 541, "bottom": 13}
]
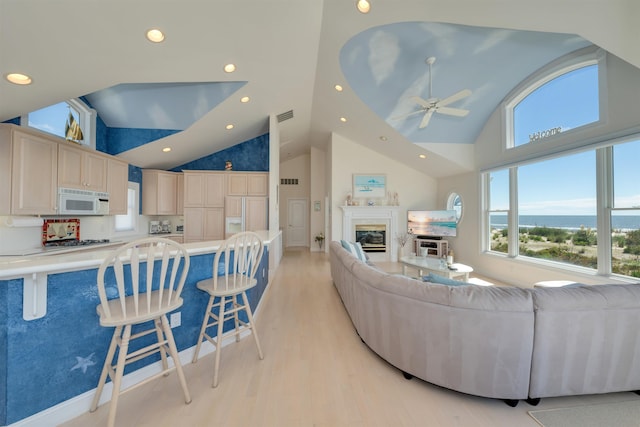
[{"left": 394, "top": 56, "right": 471, "bottom": 129}]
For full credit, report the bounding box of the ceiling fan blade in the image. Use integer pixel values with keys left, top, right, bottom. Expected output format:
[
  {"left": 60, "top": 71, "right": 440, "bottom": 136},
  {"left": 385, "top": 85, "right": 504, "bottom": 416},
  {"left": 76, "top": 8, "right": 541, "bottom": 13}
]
[
  {"left": 419, "top": 110, "right": 434, "bottom": 129},
  {"left": 391, "top": 109, "right": 426, "bottom": 121},
  {"left": 437, "top": 89, "right": 471, "bottom": 107},
  {"left": 436, "top": 106, "right": 470, "bottom": 117},
  {"left": 410, "top": 96, "right": 431, "bottom": 108}
]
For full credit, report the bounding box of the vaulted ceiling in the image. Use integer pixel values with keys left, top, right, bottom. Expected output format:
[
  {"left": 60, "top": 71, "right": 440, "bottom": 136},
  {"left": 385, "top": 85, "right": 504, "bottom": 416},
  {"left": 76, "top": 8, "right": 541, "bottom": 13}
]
[{"left": 1, "top": 0, "right": 638, "bottom": 178}]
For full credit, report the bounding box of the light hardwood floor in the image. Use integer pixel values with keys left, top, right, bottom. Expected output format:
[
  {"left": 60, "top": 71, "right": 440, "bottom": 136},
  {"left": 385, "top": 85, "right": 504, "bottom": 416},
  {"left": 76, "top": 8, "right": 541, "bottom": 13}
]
[{"left": 61, "top": 248, "right": 639, "bottom": 427}]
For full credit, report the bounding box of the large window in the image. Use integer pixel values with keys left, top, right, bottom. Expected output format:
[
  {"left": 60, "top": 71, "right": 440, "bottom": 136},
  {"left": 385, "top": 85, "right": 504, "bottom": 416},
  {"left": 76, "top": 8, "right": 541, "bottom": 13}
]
[
  {"left": 486, "top": 48, "right": 639, "bottom": 279},
  {"left": 517, "top": 151, "right": 597, "bottom": 267},
  {"left": 485, "top": 139, "right": 640, "bottom": 278},
  {"left": 611, "top": 140, "right": 640, "bottom": 277},
  {"left": 488, "top": 169, "right": 510, "bottom": 254}
]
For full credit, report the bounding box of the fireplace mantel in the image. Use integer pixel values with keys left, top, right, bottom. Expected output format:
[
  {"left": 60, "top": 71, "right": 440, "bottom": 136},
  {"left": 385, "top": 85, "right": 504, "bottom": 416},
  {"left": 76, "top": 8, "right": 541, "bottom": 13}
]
[{"left": 340, "top": 206, "right": 400, "bottom": 261}]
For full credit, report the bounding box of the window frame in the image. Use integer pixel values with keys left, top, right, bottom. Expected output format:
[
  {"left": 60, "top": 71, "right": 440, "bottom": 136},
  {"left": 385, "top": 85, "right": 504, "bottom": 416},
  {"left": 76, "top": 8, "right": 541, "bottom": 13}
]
[
  {"left": 502, "top": 46, "right": 606, "bottom": 153},
  {"left": 114, "top": 182, "right": 140, "bottom": 235},
  {"left": 483, "top": 135, "right": 640, "bottom": 279}
]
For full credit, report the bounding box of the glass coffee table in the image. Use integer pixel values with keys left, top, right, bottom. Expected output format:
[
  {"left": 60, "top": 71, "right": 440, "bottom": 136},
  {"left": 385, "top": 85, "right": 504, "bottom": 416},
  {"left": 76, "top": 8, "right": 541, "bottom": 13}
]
[{"left": 399, "top": 255, "right": 473, "bottom": 281}]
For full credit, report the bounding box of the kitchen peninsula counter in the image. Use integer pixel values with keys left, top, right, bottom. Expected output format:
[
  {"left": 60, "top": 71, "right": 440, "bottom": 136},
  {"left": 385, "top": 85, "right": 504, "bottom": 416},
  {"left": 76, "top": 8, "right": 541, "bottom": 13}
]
[
  {"left": 0, "top": 229, "right": 279, "bottom": 280},
  {"left": 0, "top": 229, "right": 281, "bottom": 426}
]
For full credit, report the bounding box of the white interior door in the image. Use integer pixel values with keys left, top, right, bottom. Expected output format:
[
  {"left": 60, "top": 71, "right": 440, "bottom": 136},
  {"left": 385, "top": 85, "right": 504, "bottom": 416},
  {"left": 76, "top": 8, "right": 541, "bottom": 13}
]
[{"left": 287, "top": 198, "right": 308, "bottom": 247}]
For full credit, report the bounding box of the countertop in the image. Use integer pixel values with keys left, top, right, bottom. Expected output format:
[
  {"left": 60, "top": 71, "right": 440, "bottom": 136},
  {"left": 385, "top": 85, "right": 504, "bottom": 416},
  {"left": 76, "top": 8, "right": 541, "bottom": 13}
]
[{"left": 0, "top": 230, "right": 280, "bottom": 280}]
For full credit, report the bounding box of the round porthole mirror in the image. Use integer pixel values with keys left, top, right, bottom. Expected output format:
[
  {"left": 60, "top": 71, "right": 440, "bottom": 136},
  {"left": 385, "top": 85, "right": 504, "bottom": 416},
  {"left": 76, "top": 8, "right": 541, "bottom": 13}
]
[{"left": 447, "top": 192, "right": 463, "bottom": 224}]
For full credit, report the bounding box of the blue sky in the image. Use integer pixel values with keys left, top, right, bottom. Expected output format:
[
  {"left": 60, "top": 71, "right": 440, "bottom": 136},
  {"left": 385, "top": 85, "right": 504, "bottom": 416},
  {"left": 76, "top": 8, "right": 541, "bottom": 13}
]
[
  {"left": 492, "top": 64, "right": 640, "bottom": 216},
  {"left": 28, "top": 102, "right": 77, "bottom": 139}
]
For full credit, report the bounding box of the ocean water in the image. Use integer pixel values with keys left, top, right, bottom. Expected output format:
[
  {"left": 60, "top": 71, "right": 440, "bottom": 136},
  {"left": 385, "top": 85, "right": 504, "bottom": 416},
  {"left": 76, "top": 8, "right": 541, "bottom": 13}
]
[{"left": 490, "top": 215, "right": 639, "bottom": 231}]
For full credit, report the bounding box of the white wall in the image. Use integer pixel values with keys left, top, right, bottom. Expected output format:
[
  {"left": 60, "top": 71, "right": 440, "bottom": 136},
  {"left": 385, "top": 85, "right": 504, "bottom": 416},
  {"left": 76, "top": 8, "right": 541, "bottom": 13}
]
[
  {"left": 310, "top": 146, "right": 327, "bottom": 252},
  {"left": 329, "top": 132, "right": 437, "bottom": 256},
  {"left": 269, "top": 115, "right": 281, "bottom": 233},
  {"left": 438, "top": 50, "right": 640, "bottom": 287}
]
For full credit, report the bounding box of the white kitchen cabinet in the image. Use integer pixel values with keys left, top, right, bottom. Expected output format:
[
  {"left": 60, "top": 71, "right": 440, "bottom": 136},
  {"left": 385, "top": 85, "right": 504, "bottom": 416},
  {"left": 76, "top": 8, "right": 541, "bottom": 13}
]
[
  {"left": 142, "top": 170, "right": 178, "bottom": 215},
  {"left": 184, "top": 207, "right": 224, "bottom": 242},
  {"left": 58, "top": 142, "right": 108, "bottom": 192},
  {"left": 245, "top": 196, "right": 268, "bottom": 231},
  {"left": 247, "top": 173, "right": 268, "bottom": 196},
  {"left": 176, "top": 173, "right": 184, "bottom": 215},
  {"left": 226, "top": 172, "right": 268, "bottom": 196},
  {"left": 183, "top": 171, "right": 224, "bottom": 207},
  {"left": 107, "top": 158, "right": 129, "bottom": 215},
  {"left": 225, "top": 196, "right": 243, "bottom": 217},
  {"left": 182, "top": 171, "right": 225, "bottom": 241},
  {"left": 4, "top": 127, "right": 59, "bottom": 215}
]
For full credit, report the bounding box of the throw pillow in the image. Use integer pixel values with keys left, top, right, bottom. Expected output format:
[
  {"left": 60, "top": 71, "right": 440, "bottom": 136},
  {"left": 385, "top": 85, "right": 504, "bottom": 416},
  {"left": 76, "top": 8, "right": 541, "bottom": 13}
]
[
  {"left": 340, "top": 240, "right": 367, "bottom": 262},
  {"left": 423, "top": 272, "right": 468, "bottom": 286}
]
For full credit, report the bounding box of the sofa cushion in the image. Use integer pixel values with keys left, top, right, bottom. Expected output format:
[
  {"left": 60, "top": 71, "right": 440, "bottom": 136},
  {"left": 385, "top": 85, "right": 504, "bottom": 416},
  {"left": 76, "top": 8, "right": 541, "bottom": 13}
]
[
  {"left": 423, "top": 272, "right": 468, "bottom": 286},
  {"left": 340, "top": 240, "right": 367, "bottom": 262}
]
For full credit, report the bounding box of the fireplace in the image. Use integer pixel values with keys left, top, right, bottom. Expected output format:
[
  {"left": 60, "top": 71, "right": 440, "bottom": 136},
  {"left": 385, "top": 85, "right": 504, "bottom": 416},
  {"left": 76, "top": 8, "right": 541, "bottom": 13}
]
[
  {"left": 355, "top": 224, "right": 386, "bottom": 252},
  {"left": 340, "top": 206, "right": 400, "bottom": 261}
]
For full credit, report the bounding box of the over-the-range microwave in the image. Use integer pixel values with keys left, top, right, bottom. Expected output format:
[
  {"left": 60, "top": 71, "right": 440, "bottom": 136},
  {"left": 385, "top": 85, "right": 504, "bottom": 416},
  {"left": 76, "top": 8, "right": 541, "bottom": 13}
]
[{"left": 58, "top": 187, "right": 109, "bottom": 215}]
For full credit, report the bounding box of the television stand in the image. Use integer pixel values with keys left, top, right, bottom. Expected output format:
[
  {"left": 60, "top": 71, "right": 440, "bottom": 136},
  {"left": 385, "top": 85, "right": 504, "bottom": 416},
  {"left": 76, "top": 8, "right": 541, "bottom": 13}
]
[{"left": 414, "top": 237, "right": 448, "bottom": 258}]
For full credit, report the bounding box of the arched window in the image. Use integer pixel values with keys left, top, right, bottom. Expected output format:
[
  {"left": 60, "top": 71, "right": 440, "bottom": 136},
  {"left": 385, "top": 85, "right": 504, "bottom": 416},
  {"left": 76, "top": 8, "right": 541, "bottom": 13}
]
[
  {"left": 505, "top": 50, "right": 600, "bottom": 149},
  {"left": 446, "top": 192, "right": 463, "bottom": 224}
]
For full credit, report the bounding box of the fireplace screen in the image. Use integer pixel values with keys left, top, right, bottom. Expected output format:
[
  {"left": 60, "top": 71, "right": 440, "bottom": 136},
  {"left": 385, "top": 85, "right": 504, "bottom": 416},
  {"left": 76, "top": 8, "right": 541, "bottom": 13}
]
[{"left": 355, "top": 224, "right": 386, "bottom": 252}]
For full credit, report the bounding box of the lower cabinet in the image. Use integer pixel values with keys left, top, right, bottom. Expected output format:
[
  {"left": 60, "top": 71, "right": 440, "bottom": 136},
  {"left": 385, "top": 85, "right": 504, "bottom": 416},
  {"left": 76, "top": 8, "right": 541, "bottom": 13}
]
[{"left": 184, "top": 207, "right": 224, "bottom": 243}]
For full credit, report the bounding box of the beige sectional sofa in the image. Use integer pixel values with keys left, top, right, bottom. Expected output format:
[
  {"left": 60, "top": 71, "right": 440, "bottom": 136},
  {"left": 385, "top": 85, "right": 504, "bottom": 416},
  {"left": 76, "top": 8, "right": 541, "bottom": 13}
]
[{"left": 329, "top": 241, "right": 640, "bottom": 406}]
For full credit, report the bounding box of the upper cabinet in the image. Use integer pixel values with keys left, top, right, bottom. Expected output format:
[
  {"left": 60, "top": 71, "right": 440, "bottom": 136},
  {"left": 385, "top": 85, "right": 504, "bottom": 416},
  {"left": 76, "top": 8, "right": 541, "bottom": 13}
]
[
  {"left": 0, "top": 124, "right": 128, "bottom": 216},
  {"left": 107, "top": 158, "right": 129, "bottom": 215},
  {"left": 58, "top": 143, "right": 108, "bottom": 192},
  {"left": 142, "top": 170, "right": 179, "bottom": 215},
  {"left": 183, "top": 171, "right": 225, "bottom": 207},
  {"left": 0, "top": 126, "right": 58, "bottom": 215},
  {"left": 226, "top": 172, "right": 268, "bottom": 196},
  {"left": 176, "top": 173, "right": 184, "bottom": 215}
]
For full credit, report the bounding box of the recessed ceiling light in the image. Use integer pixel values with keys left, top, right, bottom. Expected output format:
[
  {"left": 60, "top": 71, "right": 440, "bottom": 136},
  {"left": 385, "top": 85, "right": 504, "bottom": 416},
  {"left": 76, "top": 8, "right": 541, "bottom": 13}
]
[
  {"left": 356, "top": 0, "right": 371, "bottom": 13},
  {"left": 6, "top": 73, "right": 32, "bottom": 85},
  {"left": 146, "top": 28, "right": 165, "bottom": 43},
  {"left": 226, "top": 124, "right": 234, "bottom": 130},
  {"left": 224, "top": 63, "right": 236, "bottom": 73},
  {"left": 379, "top": 136, "right": 388, "bottom": 141},
  {"left": 162, "top": 147, "right": 171, "bottom": 152},
  {"left": 240, "top": 96, "right": 250, "bottom": 103},
  {"left": 335, "top": 84, "right": 343, "bottom": 92},
  {"left": 419, "top": 154, "right": 427, "bottom": 159},
  {"left": 340, "top": 117, "right": 347, "bottom": 122}
]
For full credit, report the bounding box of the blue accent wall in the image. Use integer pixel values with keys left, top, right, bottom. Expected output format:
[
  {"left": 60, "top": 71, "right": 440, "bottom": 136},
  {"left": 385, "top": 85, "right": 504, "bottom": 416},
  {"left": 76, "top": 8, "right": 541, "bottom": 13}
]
[
  {"left": 1, "top": 118, "right": 20, "bottom": 125},
  {"left": 0, "top": 282, "right": 7, "bottom": 426},
  {"left": 0, "top": 248, "right": 269, "bottom": 424},
  {"left": 172, "top": 133, "right": 269, "bottom": 172}
]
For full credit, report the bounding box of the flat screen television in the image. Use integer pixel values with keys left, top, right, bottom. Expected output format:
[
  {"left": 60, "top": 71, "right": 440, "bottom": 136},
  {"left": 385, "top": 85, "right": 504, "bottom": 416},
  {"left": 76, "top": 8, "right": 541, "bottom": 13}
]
[{"left": 407, "top": 210, "right": 457, "bottom": 237}]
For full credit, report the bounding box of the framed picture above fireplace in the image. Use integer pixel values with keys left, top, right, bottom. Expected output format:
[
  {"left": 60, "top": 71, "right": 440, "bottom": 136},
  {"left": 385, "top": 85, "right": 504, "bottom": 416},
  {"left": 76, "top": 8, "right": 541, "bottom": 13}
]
[{"left": 353, "top": 174, "right": 386, "bottom": 199}]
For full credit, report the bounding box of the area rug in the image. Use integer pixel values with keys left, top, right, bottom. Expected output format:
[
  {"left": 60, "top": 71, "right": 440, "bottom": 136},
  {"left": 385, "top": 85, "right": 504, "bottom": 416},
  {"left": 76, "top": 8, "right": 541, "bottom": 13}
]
[{"left": 528, "top": 400, "right": 640, "bottom": 427}]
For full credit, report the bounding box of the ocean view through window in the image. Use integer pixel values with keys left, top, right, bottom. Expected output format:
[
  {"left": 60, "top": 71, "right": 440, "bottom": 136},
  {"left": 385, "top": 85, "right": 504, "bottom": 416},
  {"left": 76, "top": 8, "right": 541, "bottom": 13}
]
[
  {"left": 486, "top": 48, "right": 639, "bottom": 278},
  {"left": 486, "top": 138, "right": 640, "bottom": 278}
]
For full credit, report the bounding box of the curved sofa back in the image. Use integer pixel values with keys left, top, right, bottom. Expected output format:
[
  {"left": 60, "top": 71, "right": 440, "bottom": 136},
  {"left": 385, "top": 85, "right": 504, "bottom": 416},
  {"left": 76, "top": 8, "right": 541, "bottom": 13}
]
[
  {"left": 330, "top": 241, "right": 534, "bottom": 400},
  {"left": 530, "top": 284, "right": 640, "bottom": 398}
]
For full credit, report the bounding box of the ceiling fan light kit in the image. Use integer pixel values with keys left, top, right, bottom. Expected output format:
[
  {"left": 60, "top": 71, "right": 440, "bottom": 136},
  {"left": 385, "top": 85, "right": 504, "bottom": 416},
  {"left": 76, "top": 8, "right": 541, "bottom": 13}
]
[{"left": 396, "top": 56, "right": 472, "bottom": 129}]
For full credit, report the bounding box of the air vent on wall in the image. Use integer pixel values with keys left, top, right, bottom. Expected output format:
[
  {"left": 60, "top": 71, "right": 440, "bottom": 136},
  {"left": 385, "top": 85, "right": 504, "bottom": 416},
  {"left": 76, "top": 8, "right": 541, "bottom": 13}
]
[
  {"left": 280, "top": 178, "right": 299, "bottom": 185},
  {"left": 277, "top": 110, "right": 294, "bottom": 123}
]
